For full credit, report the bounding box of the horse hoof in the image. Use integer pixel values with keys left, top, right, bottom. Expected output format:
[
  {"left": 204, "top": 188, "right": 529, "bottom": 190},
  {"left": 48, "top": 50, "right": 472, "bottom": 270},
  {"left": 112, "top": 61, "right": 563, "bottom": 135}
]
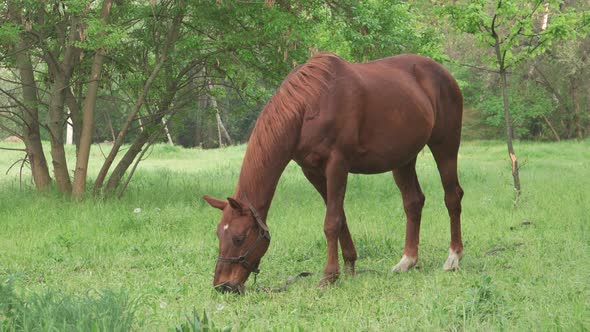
[
  {"left": 317, "top": 278, "right": 334, "bottom": 289},
  {"left": 392, "top": 255, "right": 417, "bottom": 272},
  {"left": 443, "top": 249, "right": 463, "bottom": 271},
  {"left": 343, "top": 264, "right": 356, "bottom": 276},
  {"left": 318, "top": 273, "right": 339, "bottom": 288}
]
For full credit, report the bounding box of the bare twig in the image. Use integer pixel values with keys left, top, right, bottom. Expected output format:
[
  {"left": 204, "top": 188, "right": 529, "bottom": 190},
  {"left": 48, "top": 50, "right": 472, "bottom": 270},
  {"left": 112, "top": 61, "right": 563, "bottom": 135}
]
[
  {"left": 485, "top": 242, "right": 524, "bottom": 255},
  {"left": 96, "top": 141, "right": 108, "bottom": 159},
  {"left": 0, "top": 147, "right": 26, "bottom": 152},
  {"left": 19, "top": 154, "right": 29, "bottom": 188},
  {"left": 0, "top": 110, "right": 27, "bottom": 126},
  {"left": 5, "top": 153, "right": 29, "bottom": 189},
  {"left": 0, "top": 123, "right": 23, "bottom": 139},
  {"left": 6, "top": 158, "right": 24, "bottom": 175}
]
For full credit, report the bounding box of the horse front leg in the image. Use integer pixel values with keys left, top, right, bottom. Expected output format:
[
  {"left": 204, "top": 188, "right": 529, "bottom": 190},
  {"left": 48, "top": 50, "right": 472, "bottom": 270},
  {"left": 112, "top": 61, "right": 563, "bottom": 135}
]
[
  {"left": 302, "top": 168, "right": 357, "bottom": 276},
  {"left": 319, "top": 154, "right": 349, "bottom": 287}
]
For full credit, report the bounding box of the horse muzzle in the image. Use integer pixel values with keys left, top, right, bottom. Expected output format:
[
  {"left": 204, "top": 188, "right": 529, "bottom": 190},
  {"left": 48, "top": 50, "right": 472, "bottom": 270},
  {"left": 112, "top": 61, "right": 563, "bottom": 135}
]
[{"left": 214, "top": 281, "right": 245, "bottom": 294}]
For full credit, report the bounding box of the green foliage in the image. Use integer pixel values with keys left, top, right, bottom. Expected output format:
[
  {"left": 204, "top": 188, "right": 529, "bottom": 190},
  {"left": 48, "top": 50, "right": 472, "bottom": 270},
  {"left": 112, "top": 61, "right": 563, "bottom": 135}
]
[
  {"left": 0, "top": 22, "right": 20, "bottom": 46},
  {"left": 318, "top": 1, "right": 445, "bottom": 61},
  {"left": 76, "top": 18, "right": 128, "bottom": 51},
  {"left": 441, "top": 0, "right": 586, "bottom": 69},
  {"left": 438, "top": 0, "right": 590, "bottom": 141},
  {"left": 1, "top": 0, "right": 448, "bottom": 147},
  {"left": 474, "top": 77, "right": 555, "bottom": 139}
]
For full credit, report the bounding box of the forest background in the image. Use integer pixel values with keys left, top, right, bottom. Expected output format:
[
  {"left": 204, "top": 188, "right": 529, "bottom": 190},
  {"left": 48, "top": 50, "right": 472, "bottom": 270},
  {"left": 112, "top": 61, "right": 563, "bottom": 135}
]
[{"left": 0, "top": 0, "right": 588, "bottom": 196}]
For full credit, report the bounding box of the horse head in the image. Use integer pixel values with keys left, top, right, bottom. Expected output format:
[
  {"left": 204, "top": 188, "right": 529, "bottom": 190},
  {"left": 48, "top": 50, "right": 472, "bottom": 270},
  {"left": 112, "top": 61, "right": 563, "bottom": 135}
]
[{"left": 203, "top": 195, "right": 270, "bottom": 294}]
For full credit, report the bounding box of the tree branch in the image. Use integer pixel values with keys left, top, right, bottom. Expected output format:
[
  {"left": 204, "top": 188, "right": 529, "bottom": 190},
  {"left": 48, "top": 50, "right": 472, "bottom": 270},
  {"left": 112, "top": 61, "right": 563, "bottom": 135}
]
[
  {"left": 0, "top": 110, "right": 27, "bottom": 127},
  {"left": 0, "top": 147, "right": 26, "bottom": 152},
  {"left": 0, "top": 123, "right": 23, "bottom": 139}
]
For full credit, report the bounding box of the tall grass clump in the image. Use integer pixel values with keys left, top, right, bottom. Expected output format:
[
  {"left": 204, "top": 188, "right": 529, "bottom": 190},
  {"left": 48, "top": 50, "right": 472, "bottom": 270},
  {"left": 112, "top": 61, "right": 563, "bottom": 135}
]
[
  {"left": 0, "top": 278, "right": 140, "bottom": 331},
  {"left": 175, "top": 309, "right": 231, "bottom": 332}
]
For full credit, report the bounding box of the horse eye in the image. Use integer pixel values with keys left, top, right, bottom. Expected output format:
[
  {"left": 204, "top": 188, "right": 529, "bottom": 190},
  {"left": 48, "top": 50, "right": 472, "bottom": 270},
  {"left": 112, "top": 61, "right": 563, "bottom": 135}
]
[{"left": 232, "top": 236, "right": 245, "bottom": 246}]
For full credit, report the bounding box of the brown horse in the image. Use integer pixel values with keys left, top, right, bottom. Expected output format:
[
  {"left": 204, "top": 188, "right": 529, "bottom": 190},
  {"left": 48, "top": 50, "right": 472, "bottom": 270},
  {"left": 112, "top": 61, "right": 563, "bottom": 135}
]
[{"left": 204, "top": 52, "right": 464, "bottom": 293}]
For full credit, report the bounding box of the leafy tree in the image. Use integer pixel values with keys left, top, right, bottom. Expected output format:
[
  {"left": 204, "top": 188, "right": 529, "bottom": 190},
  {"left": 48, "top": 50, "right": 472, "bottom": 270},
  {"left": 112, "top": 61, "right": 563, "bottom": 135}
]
[
  {"left": 441, "top": 0, "right": 589, "bottom": 197},
  {"left": 0, "top": 0, "right": 445, "bottom": 198}
]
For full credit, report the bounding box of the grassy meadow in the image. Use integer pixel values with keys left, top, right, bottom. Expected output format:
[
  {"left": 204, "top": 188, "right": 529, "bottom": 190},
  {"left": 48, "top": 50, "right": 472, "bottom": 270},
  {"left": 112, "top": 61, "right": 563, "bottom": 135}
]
[{"left": 0, "top": 139, "right": 589, "bottom": 331}]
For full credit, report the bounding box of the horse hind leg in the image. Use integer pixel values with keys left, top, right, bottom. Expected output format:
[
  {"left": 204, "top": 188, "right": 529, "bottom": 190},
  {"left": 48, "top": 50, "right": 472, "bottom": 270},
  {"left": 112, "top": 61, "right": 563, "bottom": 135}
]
[
  {"left": 392, "top": 158, "right": 425, "bottom": 272},
  {"left": 428, "top": 141, "right": 464, "bottom": 271}
]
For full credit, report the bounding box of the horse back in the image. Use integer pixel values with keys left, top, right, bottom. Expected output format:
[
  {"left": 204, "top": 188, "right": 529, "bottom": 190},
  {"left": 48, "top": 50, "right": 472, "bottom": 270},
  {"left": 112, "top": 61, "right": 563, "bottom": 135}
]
[
  {"left": 295, "top": 54, "right": 462, "bottom": 173},
  {"left": 361, "top": 54, "right": 463, "bottom": 144}
]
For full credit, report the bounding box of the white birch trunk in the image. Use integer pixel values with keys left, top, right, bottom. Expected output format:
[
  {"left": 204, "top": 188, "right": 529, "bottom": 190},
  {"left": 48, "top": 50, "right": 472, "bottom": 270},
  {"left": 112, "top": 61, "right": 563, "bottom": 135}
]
[
  {"left": 162, "top": 117, "right": 173, "bottom": 145},
  {"left": 541, "top": 3, "right": 549, "bottom": 30},
  {"left": 208, "top": 81, "right": 232, "bottom": 147},
  {"left": 66, "top": 110, "right": 74, "bottom": 145}
]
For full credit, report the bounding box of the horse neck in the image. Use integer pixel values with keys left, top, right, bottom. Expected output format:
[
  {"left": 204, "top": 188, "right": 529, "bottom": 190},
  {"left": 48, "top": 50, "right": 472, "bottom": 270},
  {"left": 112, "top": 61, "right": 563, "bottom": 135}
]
[{"left": 233, "top": 111, "right": 301, "bottom": 221}]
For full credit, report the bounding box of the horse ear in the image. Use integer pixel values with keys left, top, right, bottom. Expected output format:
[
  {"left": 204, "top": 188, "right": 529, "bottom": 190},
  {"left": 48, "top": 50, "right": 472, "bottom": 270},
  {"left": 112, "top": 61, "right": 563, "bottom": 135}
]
[
  {"left": 203, "top": 195, "right": 227, "bottom": 210},
  {"left": 226, "top": 197, "right": 244, "bottom": 214}
]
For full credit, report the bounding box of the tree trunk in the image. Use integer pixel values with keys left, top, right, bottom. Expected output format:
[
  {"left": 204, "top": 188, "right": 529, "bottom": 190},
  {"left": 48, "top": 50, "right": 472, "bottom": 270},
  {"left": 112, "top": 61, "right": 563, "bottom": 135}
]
[
  {"left": 92, "top": 59, "right": 165, "bottom": 195},
  {"left": 65, "top": 86, "right": 82, "bottom": 151},
  {"left": 93, "top": 7, "right": 183, "bottom": 195},
  {"left": 101, "top": 56, "right": 204, "bottom": 197},
  {"left": 8, "top": 0, "right": 52, "bottom": 190},
  {"left": 571, "top": 79, "right": 583, "bottom": 140},
  {"left": 47, "top": 71, "right": 73, "bottom": 193},
  {"left": 162, "top": 117, "right": 173, "bottom": 145},
  {"left": 541, "top": 3, "right": 549, "bottom": 30},
  {"left": 44, "top": 14, "right": 81, "bottom": 194},
  {"left": 105, "top": 111, "right": 116, "bottom": 141},
  {"left": 541, "top": 115, "right": 561, "bottom": 141},
  {"left": 72, "top": 0, "right": 112, "bottom": 199},
  {"left": 72, "top": 50, "right": 107, "bottom": 198},
  {"left": 208, "top": 81, "right": 233, "bottom": 147},
  {"left": 103, "top": 81, "right": 178, "bottom": 196},
  {"left": 494, "top": 33, "right": 521, "bottom": 197},
  {"left": 138, "top": 117, "right": 145, "bottom": 132},
  {"left": 103, "top": 129, "right": 151, "bottom": 195},
  {"left": 66, "top": 111, "right": 74, "bottom": 145},
  {"left": 216, "top": 113, "right": 223, "bottom": 147},
  {"left": 587, "top": 84, "right": 590, "bottom": 135},
  {"left": 14, "top": 40, "right": 52, "bottom": 190},
  {"left": 499, "top": 70, "right": 521, "bottom": 196}
]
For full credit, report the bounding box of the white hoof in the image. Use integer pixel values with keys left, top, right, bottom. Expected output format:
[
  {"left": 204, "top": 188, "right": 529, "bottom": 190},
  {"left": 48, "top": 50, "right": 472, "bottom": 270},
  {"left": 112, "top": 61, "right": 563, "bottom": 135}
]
[
  {"left": 392, "top": 255, "right": 417, "bottom": 272},
  {"left": 443, "top": 249, "right": 463, "bottom": 271}
]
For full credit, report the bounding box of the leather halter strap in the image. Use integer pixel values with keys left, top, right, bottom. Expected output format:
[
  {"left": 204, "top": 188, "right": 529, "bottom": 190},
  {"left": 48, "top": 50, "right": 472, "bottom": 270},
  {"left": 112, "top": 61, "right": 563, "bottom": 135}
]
[{"left": 217, "top": 203, "right": 270, "bottom": 274}]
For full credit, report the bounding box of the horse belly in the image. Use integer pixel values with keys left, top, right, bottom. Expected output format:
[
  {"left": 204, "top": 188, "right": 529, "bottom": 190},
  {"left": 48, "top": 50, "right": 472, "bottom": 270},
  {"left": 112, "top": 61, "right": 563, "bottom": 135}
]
[
  {"left": 348, "top": 106, "right": 433, "bottom": 173},
  {"left": 348, "top": 141, "right": 426, "bottom": 174}
]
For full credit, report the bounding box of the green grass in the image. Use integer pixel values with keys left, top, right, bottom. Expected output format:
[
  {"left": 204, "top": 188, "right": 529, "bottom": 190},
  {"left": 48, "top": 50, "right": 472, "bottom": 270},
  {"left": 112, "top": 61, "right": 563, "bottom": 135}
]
[
  {"left": 0, "top": 140, "right": 589, "bottom": 330},
  {"left": 0, "top": 278, "right": 139, "bottom": 331}
]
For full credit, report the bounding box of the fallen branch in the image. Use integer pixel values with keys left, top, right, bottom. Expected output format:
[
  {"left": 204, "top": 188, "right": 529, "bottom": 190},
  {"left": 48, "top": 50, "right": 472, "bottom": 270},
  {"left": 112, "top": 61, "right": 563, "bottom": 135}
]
[{"left": 485, "top": 242, "right": 524, "bottom": 255}]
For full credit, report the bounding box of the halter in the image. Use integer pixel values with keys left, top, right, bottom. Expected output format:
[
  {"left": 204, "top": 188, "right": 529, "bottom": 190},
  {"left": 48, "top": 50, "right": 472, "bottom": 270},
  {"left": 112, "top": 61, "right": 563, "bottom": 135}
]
[{"left": 216, "top": 203, "right": 271, "bottom": 274}]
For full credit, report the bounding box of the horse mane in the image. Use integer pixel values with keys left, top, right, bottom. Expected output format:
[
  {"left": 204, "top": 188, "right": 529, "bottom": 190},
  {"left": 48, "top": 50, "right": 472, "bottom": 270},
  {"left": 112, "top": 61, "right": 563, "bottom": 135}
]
[
  {"left": 236, "top": 53, "right": 340, "bottom": 199},
  {"left": 250, "top": 52, "right": 339, "bottom": 142},
  {"left": 254, "top": 53, "right": 340, "bottom": 142},
  {"left": 266, "top": 52, "right": 339, "bottom": 119}
]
